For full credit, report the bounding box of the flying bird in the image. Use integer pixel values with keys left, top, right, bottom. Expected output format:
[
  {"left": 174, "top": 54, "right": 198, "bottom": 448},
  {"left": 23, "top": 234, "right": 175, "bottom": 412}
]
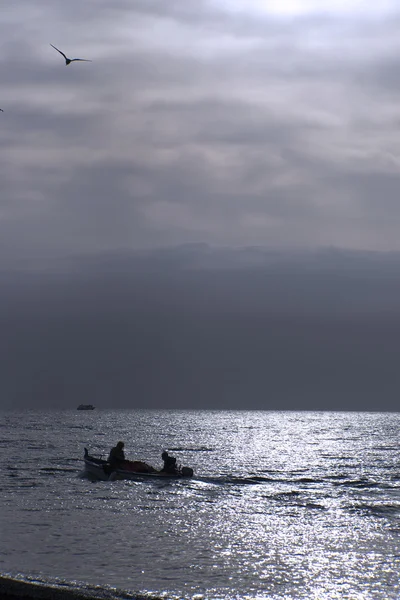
[
  {"left": 0, "top": 109, "right": 3, "bottom": 112},
  {"left": 50, "top": 44, "right": 92, "bottom": 66}
]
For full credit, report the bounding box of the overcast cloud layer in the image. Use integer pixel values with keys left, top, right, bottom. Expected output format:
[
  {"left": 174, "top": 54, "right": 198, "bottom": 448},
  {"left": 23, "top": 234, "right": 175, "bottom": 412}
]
[{"left": 2, "top": 0, "right": 400, "bottom": 264}]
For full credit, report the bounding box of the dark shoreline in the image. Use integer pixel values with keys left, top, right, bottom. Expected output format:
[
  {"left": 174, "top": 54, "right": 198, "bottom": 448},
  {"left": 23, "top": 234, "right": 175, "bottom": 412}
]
[{"left": 0, "top": 576, "right": 163, "bottom": 600}]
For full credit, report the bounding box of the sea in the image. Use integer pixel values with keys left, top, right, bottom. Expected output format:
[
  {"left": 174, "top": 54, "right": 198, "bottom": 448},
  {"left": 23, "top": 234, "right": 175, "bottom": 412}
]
[{"left": 1, "top": 409, "right": 399, "bottom": 600}]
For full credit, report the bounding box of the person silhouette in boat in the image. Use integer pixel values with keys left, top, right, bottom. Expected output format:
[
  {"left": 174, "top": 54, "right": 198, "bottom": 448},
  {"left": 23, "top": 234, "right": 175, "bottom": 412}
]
[
  {"left": 108, "top": 441, "right": 126, "bottom": 469},
  {"left": 161, "top": 451, "right": 178, "bottom": 474}
]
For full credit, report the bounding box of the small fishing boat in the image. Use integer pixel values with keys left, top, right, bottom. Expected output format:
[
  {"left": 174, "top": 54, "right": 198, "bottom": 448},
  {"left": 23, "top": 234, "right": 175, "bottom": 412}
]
[
  {"left": 77, "top": 404, "right": 95, "bottom": 410},
  {"left": 83, "top": 448, "right": 194, "bottom": 481}
]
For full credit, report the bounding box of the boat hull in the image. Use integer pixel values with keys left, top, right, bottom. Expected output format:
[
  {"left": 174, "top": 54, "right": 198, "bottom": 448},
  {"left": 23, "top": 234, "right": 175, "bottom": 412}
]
[{"left": 83, "top": 451, "right": 194, "bottom": 481}]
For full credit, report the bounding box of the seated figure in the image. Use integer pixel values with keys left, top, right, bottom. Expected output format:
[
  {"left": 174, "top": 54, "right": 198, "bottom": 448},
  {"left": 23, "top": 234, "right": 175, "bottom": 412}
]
[
  {"left": 108, "top": 441, "right": 125, "bottom": 469},
  {"left": 161, "top": 451, "right": 178, "bottom": 474}
]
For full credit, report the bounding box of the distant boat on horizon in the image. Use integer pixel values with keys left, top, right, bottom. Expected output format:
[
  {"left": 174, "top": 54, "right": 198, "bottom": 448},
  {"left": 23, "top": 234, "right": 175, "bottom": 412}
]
[{"left": 77, "top": 404, "right": 95, "bottom": 411}]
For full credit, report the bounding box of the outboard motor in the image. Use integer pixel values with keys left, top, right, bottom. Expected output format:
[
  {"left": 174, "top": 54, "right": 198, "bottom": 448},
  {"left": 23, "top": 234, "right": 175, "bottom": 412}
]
[{"left": 181, "top": 467, "right": 194, "bottom": 477}]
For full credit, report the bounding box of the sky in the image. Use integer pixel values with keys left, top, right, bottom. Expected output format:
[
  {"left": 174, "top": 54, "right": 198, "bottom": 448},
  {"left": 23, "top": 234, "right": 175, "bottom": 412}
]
[
  {"left": 2, "top": 245, "right": 400, "bottom": 410},
  {"left": 2, "top": 1, "right": 400, "bottom": 409},
  {"left": 2, "top": 0, "right": 400, "bottom": 260}
]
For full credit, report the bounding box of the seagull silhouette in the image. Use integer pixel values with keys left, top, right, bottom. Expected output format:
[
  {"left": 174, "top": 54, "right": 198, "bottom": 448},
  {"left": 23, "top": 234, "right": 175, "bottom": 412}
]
[{"left": 50, "top": 44, "right": 92, "bottom": 66}]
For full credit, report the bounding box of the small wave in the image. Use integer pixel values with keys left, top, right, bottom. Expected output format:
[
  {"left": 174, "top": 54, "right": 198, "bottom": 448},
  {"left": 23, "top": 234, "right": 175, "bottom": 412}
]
[
  {"left": 14, "top": 482, "right": 42, "bottom": 488},
  {"left": 269, "top": 492, "right": 327, "bottom": 510},
  {"left": 246, "top": 475, "right": 276, "bottom": 483},
  {"left": 387, "top": 527, "right": 400, "bottom": 534},
  {"left": 227, "top": 476, "right": 272, "bottom": 485},
  {"left": 195, "top": 475, "right": 274, "bottom": 486},
  {"left": 26, "top": 444, "right": 56, "bottom": 451},
  {"left": 208, "top": 474, "right": 329, "bottom": 486},
  {"left": 210, "top": 475, "right": 278, "bottom": 485},
  {"left": 39, "top": 467, "right": 77, "bottom": 473},
  {"left": 166, "top": 446, "right": 214, "bottom": 452},
  {"left": 272, "top": 491, "right": 301, "bottom": 499},
  {"left": 348, "top": 503, "right": 400, "bottom": 518},
  {"left": 286, "top": 469, "right": 308, "bottom": 474},
  {"left": 334, "top": 479, "right": 380, "bottom": 488},
  {"left": 304, "top": 502, "right": 327, "bottom": 510}
]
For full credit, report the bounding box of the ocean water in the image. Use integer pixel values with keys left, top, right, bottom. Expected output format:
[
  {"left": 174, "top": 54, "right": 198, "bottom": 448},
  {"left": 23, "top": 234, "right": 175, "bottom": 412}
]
[{"left": 1, "top": 409, "right": 399, "bottom": 600}]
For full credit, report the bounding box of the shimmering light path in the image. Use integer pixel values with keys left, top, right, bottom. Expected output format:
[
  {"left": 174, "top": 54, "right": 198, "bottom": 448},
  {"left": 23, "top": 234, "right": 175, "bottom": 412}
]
[{"left": 1, "top": 410, "right": 399, "bottom": 599}]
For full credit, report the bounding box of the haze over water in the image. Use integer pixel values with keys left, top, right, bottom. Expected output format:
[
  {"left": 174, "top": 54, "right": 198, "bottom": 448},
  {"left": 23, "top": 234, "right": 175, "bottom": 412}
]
[{"left": 1, "top": 409, "right": 399, "bottom": 599}]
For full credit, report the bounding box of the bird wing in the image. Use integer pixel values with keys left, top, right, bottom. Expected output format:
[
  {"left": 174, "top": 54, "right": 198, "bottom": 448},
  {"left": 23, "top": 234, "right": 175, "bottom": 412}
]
[
  {"left": 50, "top": 44, "right": 67, "bottom": 60},
  {"left": 70, "top": 58, "right": 92, "bottom": 62}
]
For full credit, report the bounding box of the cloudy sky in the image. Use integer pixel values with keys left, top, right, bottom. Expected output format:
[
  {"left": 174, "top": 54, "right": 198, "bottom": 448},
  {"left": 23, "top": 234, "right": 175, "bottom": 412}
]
[
  {"left": 2, "top": 0, "right": 400, "bottom": 264},
  {"left": 2, "top": 1, "right": 400, "bottom": 410}
]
